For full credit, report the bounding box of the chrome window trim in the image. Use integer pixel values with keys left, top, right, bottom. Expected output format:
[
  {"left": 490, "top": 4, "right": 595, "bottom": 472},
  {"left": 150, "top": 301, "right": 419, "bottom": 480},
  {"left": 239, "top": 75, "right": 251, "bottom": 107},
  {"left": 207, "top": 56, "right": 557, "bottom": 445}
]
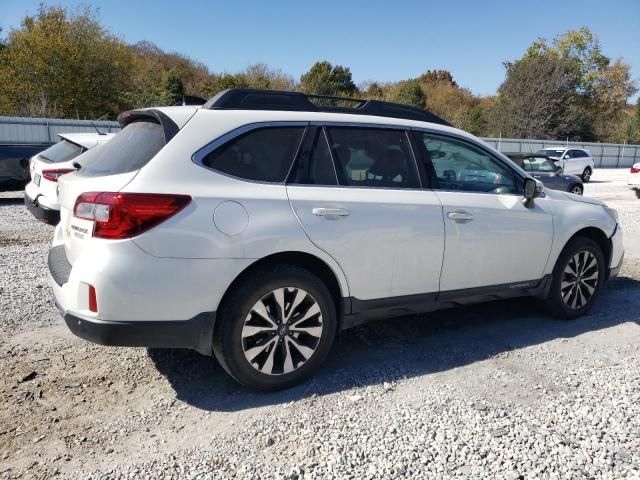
[
  {"left": 191, "top": 121, "right": 309, "bottom": 185},
  {"left": 322, "top": 123, "right": 423, "bottom": 190}
]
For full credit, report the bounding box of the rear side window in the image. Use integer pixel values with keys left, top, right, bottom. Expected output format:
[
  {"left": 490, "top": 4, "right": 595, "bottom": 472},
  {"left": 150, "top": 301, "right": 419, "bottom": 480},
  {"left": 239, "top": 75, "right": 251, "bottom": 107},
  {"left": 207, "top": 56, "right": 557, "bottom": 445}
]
[
  {"left": 202, "top": 127, "right": 305, "bottom": 182},
  {"left": 288, "top": 128, "right": 337, "bottom": 185},
  {"left": 82, "top": 122, "right": 165, "bottom": 177},
  {"left": 325, "top": 127, "right": 419, "bottom": 189},
  {"left": 39, "top": 140, "right": 84, "bottom": 163}
]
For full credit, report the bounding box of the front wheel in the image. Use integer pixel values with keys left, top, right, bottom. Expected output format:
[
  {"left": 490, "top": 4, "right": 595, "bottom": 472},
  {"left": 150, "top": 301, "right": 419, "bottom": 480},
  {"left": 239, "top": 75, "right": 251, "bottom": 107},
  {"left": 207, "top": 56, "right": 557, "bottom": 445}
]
[
  {"left": 582, "top": 167, "right": 592, "bottom": 183},
  {"left": 544, "top": 237, "right": 605, "bottom": 319},
  {"left": 569, "top": 184, "right": 583, "bottom": 195},
  {"left": 213, "top": 265, "right": 337, "bottom": 391}
]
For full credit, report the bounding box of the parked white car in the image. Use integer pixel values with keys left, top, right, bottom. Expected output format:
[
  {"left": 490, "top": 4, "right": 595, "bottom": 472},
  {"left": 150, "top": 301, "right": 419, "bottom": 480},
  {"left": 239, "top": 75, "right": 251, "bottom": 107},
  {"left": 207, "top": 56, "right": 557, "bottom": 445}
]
[
  {"left": 535, "top": 147, "right": 595, "bottom": 182},
  {"left": 630, "top": 163, "right": 640, "bottom": 198},
  {"left": 49, "top": 89, "right": 624, "bottom": 390},
  {"left": 25, "top": 132, "right": 114, "bottom": 224}
]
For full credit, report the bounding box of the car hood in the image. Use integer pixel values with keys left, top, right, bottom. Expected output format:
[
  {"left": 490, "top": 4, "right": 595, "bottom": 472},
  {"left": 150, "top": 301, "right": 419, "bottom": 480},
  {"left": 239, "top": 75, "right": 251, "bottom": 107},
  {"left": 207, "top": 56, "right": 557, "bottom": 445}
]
[
  {"left": 541, "top": 186, "right": 604, "bottom": 205},
  {"left": 560, "top": 190, "right": 606, "bottom": 206}
]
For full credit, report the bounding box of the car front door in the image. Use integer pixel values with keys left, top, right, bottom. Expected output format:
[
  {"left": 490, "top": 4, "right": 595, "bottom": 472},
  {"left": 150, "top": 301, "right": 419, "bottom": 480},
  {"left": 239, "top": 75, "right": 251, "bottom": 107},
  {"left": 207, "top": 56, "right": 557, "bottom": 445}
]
[
  {"left": 287, "top": 125, "right": 445, "bottom": 302},
  {"left": 414, "top": 131, "right": 554, "bottom": 292}
]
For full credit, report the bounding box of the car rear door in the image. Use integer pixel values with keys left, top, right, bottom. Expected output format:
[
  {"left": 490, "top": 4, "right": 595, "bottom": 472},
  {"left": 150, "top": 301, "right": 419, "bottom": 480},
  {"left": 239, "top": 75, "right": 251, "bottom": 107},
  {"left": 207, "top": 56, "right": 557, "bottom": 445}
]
[
  {"left": 287, "top": 125, "right": 444, "bottom": 301},
  {"left": 414, "top": 131, "right": 554, "bottom": 292}
]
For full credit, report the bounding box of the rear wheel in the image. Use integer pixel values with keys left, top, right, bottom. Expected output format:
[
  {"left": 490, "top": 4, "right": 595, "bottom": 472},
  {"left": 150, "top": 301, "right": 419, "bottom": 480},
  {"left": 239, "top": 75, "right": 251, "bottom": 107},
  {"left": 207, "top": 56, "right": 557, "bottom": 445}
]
[
  {"left": 635, "top": 189, "right": 640, "bottom": 199},
  {"left": 544, "top": 236, "right": 605, "bottom": 319},
  {"left": 569, "top": 184, "right": 583, "bottom": 195},
  {"left": 582, "top": 167, "right": 592, "bottom": 183},
  {"left": 213, "top": 265, "right": 337, "bottom": 390}
]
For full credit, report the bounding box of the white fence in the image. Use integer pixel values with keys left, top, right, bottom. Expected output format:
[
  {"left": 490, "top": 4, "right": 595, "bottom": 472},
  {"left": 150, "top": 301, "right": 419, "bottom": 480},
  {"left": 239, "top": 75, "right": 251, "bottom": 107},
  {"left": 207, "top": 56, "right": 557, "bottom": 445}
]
[
  {"left": 1, "top": 116, "right": 638, "bottom": 168},
  {"left": 483, "top": 137, "right": 639, "bottom": 168},
  {"left": 0, "top": 116, "right": 120, "bottom": 145}
]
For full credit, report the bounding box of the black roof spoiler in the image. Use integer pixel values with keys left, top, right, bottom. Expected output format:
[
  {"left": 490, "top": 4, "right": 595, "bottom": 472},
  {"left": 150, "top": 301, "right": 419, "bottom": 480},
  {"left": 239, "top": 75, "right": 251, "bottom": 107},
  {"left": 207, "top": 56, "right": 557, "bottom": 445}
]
[
  {"left": 203, "top": 88, "right": 451, "bottom": 126},
  {"left": 117, "top": 109, "right": 180, "bottom": 143}
]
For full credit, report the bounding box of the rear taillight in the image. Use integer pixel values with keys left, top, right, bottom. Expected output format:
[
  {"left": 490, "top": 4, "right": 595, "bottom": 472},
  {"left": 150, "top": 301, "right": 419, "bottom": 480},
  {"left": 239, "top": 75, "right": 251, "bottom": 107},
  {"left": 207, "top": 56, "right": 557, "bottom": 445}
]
[
  {"left": 42, "top": 168, "right": 74, "bottom": 182},
  {"left": 73, "top": 192, "right": 191, "bottom": 239},
  {"left": 631, "top": 165, "right": 640, "bottom": 174}
]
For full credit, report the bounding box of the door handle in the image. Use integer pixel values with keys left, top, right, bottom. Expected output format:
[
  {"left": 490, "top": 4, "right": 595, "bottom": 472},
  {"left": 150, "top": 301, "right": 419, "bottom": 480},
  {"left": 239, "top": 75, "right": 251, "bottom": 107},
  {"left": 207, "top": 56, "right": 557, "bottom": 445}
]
[
  {"left": 447, "top": 211, "right": 474, "bottom": 222},
  {"left": 312, "top": 207, "right": 350, "bottom": 217}
]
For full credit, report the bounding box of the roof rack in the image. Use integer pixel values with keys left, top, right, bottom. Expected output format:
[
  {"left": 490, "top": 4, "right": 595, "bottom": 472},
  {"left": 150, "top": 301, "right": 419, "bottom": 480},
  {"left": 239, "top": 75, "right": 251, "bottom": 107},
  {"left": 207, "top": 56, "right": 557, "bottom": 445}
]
[{"left": 203, "top": 88, "right": 451, "bottom": 126}]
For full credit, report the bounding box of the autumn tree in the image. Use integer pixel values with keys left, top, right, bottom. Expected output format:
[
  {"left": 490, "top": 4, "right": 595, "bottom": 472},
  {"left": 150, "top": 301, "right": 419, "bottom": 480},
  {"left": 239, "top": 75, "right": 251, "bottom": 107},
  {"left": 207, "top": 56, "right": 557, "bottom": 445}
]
[
  {"left": 0, "top": 5, "right": 133, "bottom": 118},
  {"left": 299, "top": 61, "right": 358, "bottom": 96}
]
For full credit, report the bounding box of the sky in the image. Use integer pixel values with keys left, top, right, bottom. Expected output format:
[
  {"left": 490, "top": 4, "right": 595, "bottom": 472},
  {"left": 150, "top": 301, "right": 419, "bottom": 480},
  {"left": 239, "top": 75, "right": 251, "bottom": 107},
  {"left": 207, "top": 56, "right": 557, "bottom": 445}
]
[{"left": 1, "top": 0, "right": 639, "bottom": 100}]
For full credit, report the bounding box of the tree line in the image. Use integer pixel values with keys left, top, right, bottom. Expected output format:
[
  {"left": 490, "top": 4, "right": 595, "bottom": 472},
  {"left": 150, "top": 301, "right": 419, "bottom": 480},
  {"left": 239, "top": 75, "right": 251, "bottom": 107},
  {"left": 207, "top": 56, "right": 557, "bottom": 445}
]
[{"left": 0, "top": 5, "right": 638, "bottom": 143}]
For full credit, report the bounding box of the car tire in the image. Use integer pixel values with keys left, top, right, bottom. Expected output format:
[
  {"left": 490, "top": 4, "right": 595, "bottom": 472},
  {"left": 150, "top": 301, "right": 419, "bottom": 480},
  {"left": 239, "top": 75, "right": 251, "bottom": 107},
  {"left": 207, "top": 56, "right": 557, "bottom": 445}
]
[
  {"left": 582, "top": 167, "right": 592, "bottom": 183},
  {"left": 544, "top": 236, "right": 605, "bottom": 320},
  {"left": 569, "top": 184, "right": 583, "bottom": 195},
  {"left": 213, "top": 264, "right": 337, "bottom": 391},
  {"left": 635, "top": 190, "right": 640, "bottom": 199}
]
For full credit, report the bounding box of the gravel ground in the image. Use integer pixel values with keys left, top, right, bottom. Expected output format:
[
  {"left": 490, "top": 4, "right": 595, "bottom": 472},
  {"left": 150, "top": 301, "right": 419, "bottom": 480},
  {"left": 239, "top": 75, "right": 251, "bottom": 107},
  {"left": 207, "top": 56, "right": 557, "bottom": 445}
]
[{"left": 0, "top": 169, "right": 639, "bottom": 480}]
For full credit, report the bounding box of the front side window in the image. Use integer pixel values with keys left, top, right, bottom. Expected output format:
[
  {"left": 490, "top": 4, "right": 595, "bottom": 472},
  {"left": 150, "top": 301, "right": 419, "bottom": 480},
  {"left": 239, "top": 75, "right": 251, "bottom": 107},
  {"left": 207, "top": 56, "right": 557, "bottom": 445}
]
[
  {"left": 523, "top": 156, "right": 556, "bottom": 172},
  {"left": 325, "top": 127, "right": 419, "bottom": 189},
  {"left": 418, "top": 132, "right": 516, "bottom": 194},
  {"left": 39, "top": 139, "right": 84, "bottom": 163},
  {"left": 82, "top": 121, "right": 165, "bottom": 177},
  {"left": 202, "top": 127, "right": 304, "bottom": 182}
]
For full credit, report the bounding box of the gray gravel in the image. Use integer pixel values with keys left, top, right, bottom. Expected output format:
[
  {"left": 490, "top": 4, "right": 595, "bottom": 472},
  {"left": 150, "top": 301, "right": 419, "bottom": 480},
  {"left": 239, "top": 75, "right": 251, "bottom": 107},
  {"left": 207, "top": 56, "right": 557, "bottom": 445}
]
[{"left": 0, "top": 170, "right": 639, "bottom": 479}]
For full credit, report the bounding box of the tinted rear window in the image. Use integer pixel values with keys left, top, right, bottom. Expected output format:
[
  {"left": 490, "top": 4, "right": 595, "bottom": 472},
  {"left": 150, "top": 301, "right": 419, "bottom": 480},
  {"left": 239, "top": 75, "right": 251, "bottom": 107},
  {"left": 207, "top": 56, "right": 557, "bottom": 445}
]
[
  {"left": 39, "top": 140, "right": 84, "bottom": 163},
  {"left": 81, "top": 122, "right": 165, "bottom": 177}
]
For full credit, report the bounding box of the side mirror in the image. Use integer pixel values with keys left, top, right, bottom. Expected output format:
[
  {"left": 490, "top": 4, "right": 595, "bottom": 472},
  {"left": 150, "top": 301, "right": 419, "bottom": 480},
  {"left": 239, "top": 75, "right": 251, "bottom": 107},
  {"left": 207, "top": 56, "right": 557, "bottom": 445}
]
[{"left": 523, "top": 178, "right": 538, "bottom": 208}]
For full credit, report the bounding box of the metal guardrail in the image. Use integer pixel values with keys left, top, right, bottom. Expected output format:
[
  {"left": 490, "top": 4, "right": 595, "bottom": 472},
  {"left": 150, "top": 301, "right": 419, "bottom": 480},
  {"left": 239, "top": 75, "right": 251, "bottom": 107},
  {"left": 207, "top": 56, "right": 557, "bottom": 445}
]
[
  {"left": 0, "top": 116, "right": 120, "bottom": 145},
  {"left": 1, "top": 116, "right": 638, "bottom": 167},
  {"left": 483, "top": 137, "right": 640, "bottom": 168}
]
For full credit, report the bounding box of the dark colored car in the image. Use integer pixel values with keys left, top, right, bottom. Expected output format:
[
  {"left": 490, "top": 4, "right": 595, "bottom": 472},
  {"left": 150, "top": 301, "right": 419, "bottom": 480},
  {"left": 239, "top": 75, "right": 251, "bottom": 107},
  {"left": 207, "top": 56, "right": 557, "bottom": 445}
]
[
  {"left": 505, "top": 153, "right": 584, "bottom": 195},
  {"left": 0, "top": 143, "right": 51, "bottom": 191}
]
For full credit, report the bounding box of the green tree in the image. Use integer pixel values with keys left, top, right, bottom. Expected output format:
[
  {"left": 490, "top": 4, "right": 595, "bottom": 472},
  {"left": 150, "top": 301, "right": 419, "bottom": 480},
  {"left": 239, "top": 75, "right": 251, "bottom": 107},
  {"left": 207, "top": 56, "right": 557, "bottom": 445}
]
[
  {"left": 491, "top": 52, "right": 589, "bottom": 140},
  {"left": 299, "top": 61, "right": 357, "bottom": 96},
  {"left": 164, "top": 73, "right": 185, "bottom": 105},
  {"left": 363, "top": 81, "right": 384, "bottom": 99},
  {"left": 493, "top": 27, "right": 637, "bottom": 142},
  {"left": 0, "top": 5, "right": 133, "bottom": 118},
  {"left": 390, "top": 79, "right": 426, "bottom": 108}
]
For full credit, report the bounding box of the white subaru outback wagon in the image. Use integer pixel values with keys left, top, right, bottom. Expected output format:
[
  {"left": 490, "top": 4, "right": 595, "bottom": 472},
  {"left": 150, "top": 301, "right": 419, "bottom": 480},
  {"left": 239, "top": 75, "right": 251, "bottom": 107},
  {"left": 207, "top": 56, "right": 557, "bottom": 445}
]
[{"left": 49, "top": 89, "right": 624, "bottom": 390}]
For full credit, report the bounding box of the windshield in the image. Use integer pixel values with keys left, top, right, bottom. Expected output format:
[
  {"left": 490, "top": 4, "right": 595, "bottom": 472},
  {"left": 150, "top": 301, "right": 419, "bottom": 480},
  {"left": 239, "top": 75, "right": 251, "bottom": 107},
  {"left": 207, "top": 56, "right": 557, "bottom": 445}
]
[
  {"left": 39, "top": 139, "right": 84, "bottom": 162},
  {"left": 523, "top": 156, "right": 556, "bottom": 173},
  {"left": 81, "top": 121, "right": 165, "bottom": 177},
  {"left": 535, "top": 149, "right": 565, "bottom": 159}
]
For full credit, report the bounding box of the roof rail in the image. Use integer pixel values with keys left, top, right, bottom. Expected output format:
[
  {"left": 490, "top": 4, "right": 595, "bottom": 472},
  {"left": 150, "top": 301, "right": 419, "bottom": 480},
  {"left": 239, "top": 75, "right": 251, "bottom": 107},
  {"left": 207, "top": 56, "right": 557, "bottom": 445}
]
[{"left": 203, "top": 88, "right": 451, "bottom": 127}]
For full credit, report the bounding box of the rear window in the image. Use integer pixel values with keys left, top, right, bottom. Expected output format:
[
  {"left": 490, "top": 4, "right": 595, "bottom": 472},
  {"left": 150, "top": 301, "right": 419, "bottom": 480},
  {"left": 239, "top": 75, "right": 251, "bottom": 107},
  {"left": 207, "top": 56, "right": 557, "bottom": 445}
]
[
  {"left": 81, "top": 121, "right": 165, "bottom": 177},
  {"left": 39, "top": 139, "right": 84, "bottom": 163}
]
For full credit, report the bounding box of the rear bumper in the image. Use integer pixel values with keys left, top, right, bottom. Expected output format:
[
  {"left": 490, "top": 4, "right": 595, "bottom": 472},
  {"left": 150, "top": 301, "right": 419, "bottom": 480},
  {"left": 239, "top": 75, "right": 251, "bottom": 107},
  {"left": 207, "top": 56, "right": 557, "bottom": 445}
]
[
  {"left": 24, "top": 193, "right": 60, "bottom": 225},
  {"left": 57, "top": 299, "right": 215, "bottom": 355}
]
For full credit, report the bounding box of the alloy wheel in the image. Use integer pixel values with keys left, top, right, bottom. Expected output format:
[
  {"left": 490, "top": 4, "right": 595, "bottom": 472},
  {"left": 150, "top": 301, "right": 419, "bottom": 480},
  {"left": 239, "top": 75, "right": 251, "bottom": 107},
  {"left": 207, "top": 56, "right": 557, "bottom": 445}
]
[
  {"left": 561, "top": 250, "right": 599, "bottom": 310},
  {"left": 583, "top": 169, "right": 591, "bottom": 182},
  {"left": 241, "top": 287, "right": 323, "bottom": 375},
  {"left": 571, "top": 186, "right": 583, "bottom": 195}
]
